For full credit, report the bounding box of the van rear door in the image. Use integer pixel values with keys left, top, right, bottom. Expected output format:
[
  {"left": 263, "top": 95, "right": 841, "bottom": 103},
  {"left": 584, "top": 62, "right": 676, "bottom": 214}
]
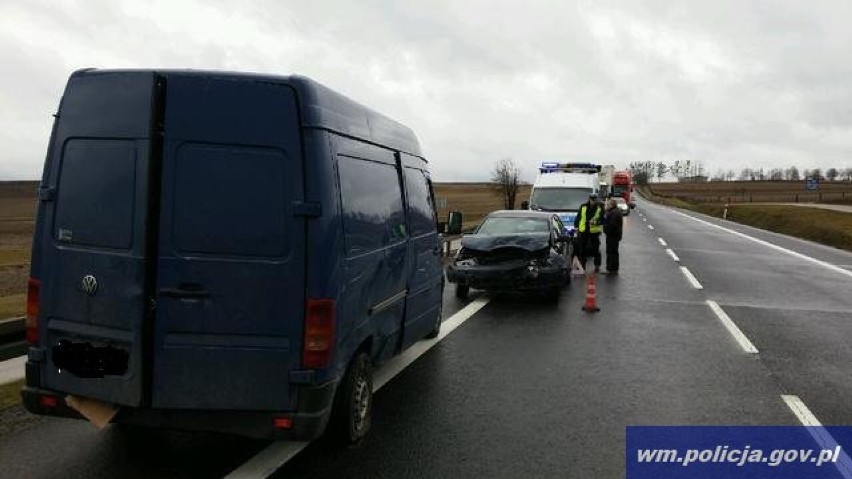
[
  {"left": 36, "top": 71, "right": 158, "bottom": 406},
  {"left": 152, "top": 75, "right": 305, "bottom": 410}
]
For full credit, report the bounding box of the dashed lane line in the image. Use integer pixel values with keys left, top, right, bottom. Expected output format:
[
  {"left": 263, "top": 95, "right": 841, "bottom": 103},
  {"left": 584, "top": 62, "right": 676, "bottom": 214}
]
[
  {"left": 705, "top": 300, "right": 758, "bottom": 354},
  {"left": 658, "top": 237, "right": 667, "bottom": 247},
  {"left": 782, "top": 395, "right": 852, "bottom": 479},
  {"left": 666, "top": 249, "right": 680, "bottom": 262},
  {"left": 680, "top": 266, "right": 703, "bottom": 289}
]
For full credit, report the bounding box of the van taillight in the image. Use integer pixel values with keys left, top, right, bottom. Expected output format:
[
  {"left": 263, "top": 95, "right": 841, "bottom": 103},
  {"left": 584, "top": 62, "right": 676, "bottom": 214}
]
[
  {"left": 303, "top": 299, "right": 335, "bottom": 369},
  {"left": 26, "top": 278, "right": 41, "bottom": 344}
]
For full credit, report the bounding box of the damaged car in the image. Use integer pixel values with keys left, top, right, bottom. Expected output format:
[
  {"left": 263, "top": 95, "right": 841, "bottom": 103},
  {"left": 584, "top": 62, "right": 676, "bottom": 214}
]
[{"left": 446, "top": 210, "right": 571, "bottom": 300}]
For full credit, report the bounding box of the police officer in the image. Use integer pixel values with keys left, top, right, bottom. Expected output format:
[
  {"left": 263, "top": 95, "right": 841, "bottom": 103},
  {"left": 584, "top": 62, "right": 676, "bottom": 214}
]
[
  {"left": 574, "top": 192, "right": 603, "bottom": 273},
  {"left": 603, "top": 197, "right": 624, "bottom": 274}
]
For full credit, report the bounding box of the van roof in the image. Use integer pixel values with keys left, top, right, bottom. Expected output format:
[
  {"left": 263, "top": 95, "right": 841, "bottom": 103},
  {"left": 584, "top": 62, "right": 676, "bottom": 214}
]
[{"left": 69, "top": 69, "right": 424, "bottom": 158}]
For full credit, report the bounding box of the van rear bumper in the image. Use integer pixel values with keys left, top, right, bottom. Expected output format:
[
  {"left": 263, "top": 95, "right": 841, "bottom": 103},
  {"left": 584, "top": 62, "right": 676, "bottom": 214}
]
[{"left": 22, "top": 381, "right": 337, "bottom": 440}]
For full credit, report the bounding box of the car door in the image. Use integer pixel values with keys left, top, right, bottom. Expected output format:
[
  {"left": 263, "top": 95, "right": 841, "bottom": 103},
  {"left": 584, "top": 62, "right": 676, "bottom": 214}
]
[
  {"left": 400, "top": 160, "right": 443, "bottom": 349},
  {"left": 152, "top": 75, "right": 306, "bottom": 410},
  {"left": 36, "top": 71, "right": 157, "bottom": 407}
]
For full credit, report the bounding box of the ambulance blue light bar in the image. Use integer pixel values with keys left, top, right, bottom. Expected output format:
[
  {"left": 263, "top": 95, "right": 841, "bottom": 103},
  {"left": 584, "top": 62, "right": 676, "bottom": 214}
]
[{"left": 539, "top": 162, "right": 602, "bottom": 173}]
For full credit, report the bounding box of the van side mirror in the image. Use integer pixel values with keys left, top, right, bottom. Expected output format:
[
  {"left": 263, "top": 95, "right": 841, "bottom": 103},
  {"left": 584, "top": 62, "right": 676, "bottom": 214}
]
[
  {"left": 447, "top": 211, "right": 463, "bottom": 235},
  {"left": 520, "top": 200, "right": 529, "bottom": 209}
]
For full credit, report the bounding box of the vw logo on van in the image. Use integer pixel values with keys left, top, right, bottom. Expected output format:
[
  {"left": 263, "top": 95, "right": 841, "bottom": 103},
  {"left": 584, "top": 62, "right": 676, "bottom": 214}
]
[{"left": 81, "top": 275, "right": 98, "bottom": 296}]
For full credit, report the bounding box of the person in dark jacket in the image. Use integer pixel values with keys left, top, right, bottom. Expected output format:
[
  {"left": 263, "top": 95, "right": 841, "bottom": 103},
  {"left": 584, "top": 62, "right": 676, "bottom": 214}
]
[
  {"left": 603, "top": 198, "right": 624, "bottom": 273},
  {"left": 574, "top": 192, "right": 603, "bottom": 273}
]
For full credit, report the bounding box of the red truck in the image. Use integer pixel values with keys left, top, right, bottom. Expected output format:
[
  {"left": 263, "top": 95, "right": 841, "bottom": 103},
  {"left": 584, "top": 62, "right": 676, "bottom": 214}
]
[{"left": 611, "top": 170, "right": 635, "bottom": 209}]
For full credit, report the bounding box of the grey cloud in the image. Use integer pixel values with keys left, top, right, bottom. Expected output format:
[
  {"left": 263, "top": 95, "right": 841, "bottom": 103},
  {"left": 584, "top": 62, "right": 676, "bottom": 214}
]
[{"left": 1, "top": 0, "right": 851, "bottom": 181}]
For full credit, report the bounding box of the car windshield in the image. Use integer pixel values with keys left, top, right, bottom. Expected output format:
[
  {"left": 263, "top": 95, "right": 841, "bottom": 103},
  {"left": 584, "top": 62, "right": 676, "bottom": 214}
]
[
  {"left": 477, "top": 216, "right": 549, "bottom": 235},
  {"left": 529, "top": 187, "right": 592, "bottom": 211}
]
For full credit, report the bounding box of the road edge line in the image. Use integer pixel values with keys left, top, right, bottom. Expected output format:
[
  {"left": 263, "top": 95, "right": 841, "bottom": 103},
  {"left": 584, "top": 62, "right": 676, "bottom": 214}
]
[
  {"left": 0, "top": 355, "right": 26, "bottom": 386},
  {"left": 224, "top": 295, "right": 492, "bottom": 479},
  {"left": 671, "top": 210, "right": 852, "bottom": 279}
]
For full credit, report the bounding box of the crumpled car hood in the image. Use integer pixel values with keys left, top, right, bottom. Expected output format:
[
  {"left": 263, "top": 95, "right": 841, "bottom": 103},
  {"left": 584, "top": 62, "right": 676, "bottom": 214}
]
[{"left": 460, "top": 233, "right": 551, "bottom": 253}]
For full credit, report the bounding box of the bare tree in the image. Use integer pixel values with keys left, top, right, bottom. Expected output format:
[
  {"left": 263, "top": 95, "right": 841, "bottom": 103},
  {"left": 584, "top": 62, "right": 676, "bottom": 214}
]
[
  {"left": 844, "top": 167, "right": 852, "bottom": 181},
  {"left": 725, "top": 169, "right": 736, "bottom": 181},
  {"left": 491, "top": 158, "right": 522, "bottom": 209},
  {"left": 669, "top": 160, "right": 681, "bottom": 180},
  {"left": 629, "top": 161, "right": 655, "bottom": 184},
  {"left": 826, "top": 168, "right": 839, "bottom": 181},
  {"left": 810, "top": 168, "right": 823, "bottom": 180},
  {"left": 656, "top": 162, "right": 668, "bottom": 182}
]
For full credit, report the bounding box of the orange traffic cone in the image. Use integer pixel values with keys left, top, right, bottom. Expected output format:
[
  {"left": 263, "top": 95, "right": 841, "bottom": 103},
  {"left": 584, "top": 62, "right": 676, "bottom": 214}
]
[{"left": 582, "top": 272, "right": 600, "bottom": 313}]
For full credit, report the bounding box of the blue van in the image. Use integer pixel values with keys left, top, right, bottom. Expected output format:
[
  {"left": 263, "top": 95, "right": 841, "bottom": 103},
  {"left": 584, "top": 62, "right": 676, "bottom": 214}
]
[{"left": 22, "top": 69, "right": 444, "bottom": 442}]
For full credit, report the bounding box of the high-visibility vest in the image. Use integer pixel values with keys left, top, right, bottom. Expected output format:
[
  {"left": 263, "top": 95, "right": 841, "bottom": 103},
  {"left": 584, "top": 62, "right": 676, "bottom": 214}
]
[{"left": 578, "top": 203, "right": 603, "bottom": 234}]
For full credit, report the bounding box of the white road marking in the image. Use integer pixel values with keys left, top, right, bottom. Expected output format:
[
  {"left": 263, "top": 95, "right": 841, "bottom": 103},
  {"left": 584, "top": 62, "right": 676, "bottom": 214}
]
[
  {"left": 0, "top": 355, "right": 26, "bottom": 385},
  {"left": 658, "top": 237, "right": 667, "bottom": 247},
  {"left": 225, "top": 442, "right": 310, "bottom": 479},
  {"left": 225, "top": 295, "right": 492, "bottom": 479},
  {"left": 642, "top": 217, "right": 647, "bottom": 222},
  {"left": 672, "top": 210, "right": 852, "bottom": 279},
  {"left": 705, "top": 300, "right": 758, "bottom": 354},
  {"left": 374, "top": 296, "right": 490, "bottom": 390},
  {"left": 666, "top": 249, "right": 680, "bottom": 262},
  {"left": 783, "top": 395, "right": 822, "bottom": 427},
  {"left": 680, "top": 266, "right": 703, "bottom": 289},
  {"left": 647, "top": 225, "right": 655, "bottom": 230},
  {"left": 782, "top": 395, "right": 852, "bottom": 479}
]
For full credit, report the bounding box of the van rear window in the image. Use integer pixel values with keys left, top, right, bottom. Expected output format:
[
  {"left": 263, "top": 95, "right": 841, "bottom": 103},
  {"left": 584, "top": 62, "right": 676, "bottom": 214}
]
[
  {"left": 338, "top": 157, "right": 406, "bottom": 256},
  {"left": 54, "top": 140, "right": 136, "bottom": 249},
  {"left": 173, "top": 144, "right": 288, "bottom": 257}
]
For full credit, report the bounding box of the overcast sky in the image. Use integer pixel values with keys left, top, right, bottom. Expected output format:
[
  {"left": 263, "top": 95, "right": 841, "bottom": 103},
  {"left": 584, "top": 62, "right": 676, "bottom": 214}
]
[{"left": 2, "top": 0, "right": 851, "bottom": 182}]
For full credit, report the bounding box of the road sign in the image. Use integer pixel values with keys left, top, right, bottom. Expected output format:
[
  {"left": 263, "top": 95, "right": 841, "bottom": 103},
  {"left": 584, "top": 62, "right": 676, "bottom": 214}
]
[{"left": 805, "top": 176, "right": 820, "bottom": 191}]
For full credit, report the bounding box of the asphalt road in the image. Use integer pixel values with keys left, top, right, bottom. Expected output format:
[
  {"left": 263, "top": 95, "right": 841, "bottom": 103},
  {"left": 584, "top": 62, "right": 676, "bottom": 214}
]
[{"left": 1, "top": 197, "right": 851, "bottom": 478}]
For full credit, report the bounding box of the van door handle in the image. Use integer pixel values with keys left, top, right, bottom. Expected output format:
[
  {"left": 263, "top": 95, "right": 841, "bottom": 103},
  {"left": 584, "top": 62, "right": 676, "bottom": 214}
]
[{"left": 159, "top": 287, "right": 211, "bottom": 299}]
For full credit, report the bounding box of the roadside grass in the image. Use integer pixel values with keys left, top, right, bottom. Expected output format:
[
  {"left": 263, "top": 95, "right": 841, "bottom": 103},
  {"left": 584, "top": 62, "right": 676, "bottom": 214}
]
[
  {"left": 0, "top": 249, "right": 29, "bottom": 267},
  {"left": 638, "top": 187, "right": 852, "bottom": 252},
  {"left": 0, "top": 294, "right": 25, "bottom": 319},
  {"left": 0, "top": 379, "right": 23, "bottom": 410}
]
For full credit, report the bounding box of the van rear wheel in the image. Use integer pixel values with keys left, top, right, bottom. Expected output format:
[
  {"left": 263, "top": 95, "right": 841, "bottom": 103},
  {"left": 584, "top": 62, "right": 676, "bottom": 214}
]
[
  {"left": 455, "top": 284, "right": 469, "bottom": 300},
  {"left": 425, "top": 305, "right": 442, "bottom": 339},
  {"left": 327, "top": 353, "right": 372, "bottom": 445}
]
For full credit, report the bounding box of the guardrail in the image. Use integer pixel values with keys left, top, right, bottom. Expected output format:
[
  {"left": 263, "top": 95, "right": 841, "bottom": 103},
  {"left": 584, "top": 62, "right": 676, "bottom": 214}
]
[{"left": 0, "top": 317, "right": 25, "bottom": 362}]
